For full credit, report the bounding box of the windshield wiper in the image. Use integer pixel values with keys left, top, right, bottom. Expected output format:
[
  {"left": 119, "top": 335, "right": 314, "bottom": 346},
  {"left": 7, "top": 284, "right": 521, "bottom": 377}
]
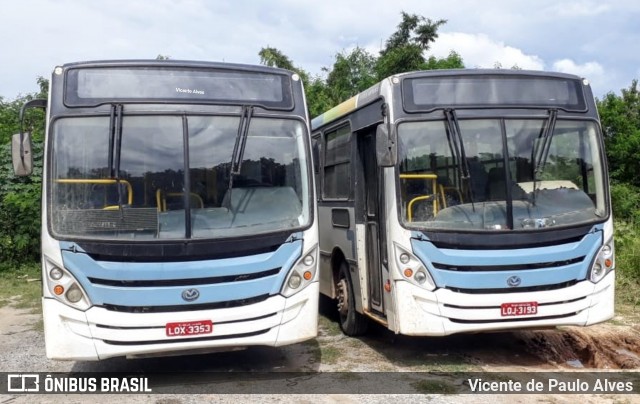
[
  {"left": 531, "top": 109, "right": 557, "bottom": 205},
  {"left": 108, "top": 104, "right": 125, "bottom": 216},
  {"left": 225, "top": 106, "right": 254, "bottom": 210},
  {"left": 444, "top": 109, "right": 475, "bottom": 211}
]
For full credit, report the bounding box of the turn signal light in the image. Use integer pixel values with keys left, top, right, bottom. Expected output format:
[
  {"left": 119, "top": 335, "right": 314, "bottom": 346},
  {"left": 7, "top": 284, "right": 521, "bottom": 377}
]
[{"left": 53, "top": 285, "right": 64, "bottom": 295}]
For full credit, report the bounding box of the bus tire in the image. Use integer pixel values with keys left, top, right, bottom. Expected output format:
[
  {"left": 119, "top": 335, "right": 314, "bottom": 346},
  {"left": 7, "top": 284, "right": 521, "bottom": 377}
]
[{"left": 337, "top": 261, "right": 368, "bottom": 336}]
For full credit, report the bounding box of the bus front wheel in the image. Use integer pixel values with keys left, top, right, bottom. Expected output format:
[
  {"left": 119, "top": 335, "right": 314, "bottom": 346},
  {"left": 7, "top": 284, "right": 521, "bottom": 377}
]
[{"left": 336, "top": 262, "right": 368, "bottom": 336}]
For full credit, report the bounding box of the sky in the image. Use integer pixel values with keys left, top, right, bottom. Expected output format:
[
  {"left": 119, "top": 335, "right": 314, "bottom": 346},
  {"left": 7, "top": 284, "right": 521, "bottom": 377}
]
[{"left": 1, "top": 0, "right": 639, "bottom": 100}]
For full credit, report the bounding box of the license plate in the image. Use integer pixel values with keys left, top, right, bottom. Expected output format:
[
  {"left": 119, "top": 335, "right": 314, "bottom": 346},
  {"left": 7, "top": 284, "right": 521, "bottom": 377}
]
[
  {"left": 500, "top": 302, "right": 538, "bottom": 317},
  {"left": 165, "top": 320, "right": 213, "bottom": 337}
]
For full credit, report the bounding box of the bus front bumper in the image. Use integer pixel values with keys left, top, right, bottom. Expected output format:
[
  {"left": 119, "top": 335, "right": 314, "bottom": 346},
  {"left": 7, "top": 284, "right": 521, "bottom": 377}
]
[
  {"left": 42, "top": 283, "right": 319, "bottom": 361},
  {"left": 393, "top": 271, "right": 614, "bottom": 336}
]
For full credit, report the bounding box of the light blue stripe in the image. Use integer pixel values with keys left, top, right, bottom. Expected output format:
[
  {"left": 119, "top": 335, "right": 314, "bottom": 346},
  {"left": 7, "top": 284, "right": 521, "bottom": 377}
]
[
  {"left": 61, "top": 240, "right": 302, "bottom": 306},
  {"left": 411, "top": 230, "right": 602, "bottom": 289}
]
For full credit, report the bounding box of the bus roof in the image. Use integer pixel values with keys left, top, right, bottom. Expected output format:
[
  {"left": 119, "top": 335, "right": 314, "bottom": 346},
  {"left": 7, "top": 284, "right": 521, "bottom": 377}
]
[
  {"left": 311, "top": 69, "right": 590, "bottom": 131},
  {"left": 58, "top": 59, "right": 300, "bottom": 110},
  {"left": 58, "top": 59, "right": 298, "bottom": 76}
]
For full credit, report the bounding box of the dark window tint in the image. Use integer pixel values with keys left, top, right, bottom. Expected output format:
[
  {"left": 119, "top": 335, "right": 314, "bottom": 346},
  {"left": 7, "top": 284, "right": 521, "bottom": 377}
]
[{"left": 323, "top": 125, "right": 351, "bottom": 199}]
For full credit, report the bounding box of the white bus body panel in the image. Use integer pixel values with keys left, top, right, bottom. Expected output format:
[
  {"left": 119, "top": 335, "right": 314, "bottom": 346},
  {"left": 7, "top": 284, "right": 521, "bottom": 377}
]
[
  {"left": 393, "top": 272, "right": 614, "bottom": 336},
  {"left": 42, "top": 281, "right": 318, "bottom": 360}
]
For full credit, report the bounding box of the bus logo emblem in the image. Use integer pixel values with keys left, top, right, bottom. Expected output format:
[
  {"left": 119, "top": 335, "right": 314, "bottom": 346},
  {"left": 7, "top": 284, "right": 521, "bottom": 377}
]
[
  {"left": 182, "top": 288, "right": 200, "bottom": 302},
  {"left": 507, "top": 276, "right": 521, "bottom": 287}
]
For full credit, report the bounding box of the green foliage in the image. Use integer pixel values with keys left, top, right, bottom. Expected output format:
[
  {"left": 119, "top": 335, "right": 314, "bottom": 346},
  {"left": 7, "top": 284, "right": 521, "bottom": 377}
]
[
  {"left": 610, "top": 182, "right": 640, "bottom": 222},
  {"left": 423, "top": 51, "right": 464, "bottom": 70},
  {"left": 376, "top": 12, "right": 447, "bottom": 79},
  {"left": 325, "top": 47, "right": 377, "bottom": 104},
  {"left": 0, "top": 261, "right": 41, "bottom": 308},
  {"left": 259, "top": 46, "right": 309, "bottom": 83},
  {"left": 597, "top": 80, "right": 640, "bottom": 187},
  {"left": 380, "top": 12, "right": 446, "bottom": 53},
  {"left": 597, "top": 81, "right": 640, "bottom": 296},
  {"left": 0, "top": 140, "right": 43, "bottom": 264},
  {"left": 375, "top": 44, "right": 425, "bottom": 79},
  {"left": 613, "top": 220, "right": 640, "bottom": 305},
  {"left": 0, "top": 79, "right": 47, "bottom": 268},
  {"left": 305, "top": 77, "right": 334, "bottom": 119},
  {"left": 258, "top": 46, "right": 327, "bottom": 115},
  {"left": 259, "top": 12, "right": 462, "bottom": 117}
]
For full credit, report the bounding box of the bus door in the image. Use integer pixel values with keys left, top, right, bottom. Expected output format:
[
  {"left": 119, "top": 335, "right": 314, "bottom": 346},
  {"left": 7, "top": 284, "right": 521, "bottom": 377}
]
[{"left": 360, "top": 132, "right": 385, "bottom": 314}]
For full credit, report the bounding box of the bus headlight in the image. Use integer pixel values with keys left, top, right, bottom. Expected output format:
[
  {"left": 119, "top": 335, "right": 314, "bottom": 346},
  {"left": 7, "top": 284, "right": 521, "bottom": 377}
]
[
  {"left": 589, "top": 237, "right": 615, "bottom": 284},
  {"left": 281, "top": 244, "right": 318, "bottom": 297},
  {"left": 394, "top": 243, "right": 436, "bottom": 291},
  {"left": 44, "top": 259, "right": 91, "bottom": 311}
]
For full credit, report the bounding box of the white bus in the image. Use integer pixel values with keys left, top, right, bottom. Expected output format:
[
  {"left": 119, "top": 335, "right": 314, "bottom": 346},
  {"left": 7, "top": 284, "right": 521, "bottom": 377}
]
[
  {"left": 311, "top": 69, "right": 614, "bottom": 336},
  {"left": 13, "top": 60, "right": 318, "bottom": 360}
]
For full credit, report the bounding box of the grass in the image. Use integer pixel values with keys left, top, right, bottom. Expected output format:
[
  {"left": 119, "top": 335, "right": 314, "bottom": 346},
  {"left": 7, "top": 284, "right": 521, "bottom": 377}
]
[
  {"left": 613, "top": 220, "right": 640, "bottom": 321},
  {"left": 0, "top": 262, "right": 41, "bottom": 309},
  {"left": 320, "top": 345, "right": 341, "bottom": 364},
  {"left": 318, "top": 314, "right": 342, "bottom": 337}
]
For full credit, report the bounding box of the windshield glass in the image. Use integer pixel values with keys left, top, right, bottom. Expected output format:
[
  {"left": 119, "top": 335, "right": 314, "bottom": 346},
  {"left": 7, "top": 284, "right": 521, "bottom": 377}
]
[
  {"left": 397, "top": 119, "right": 607, "bottom": 231},
  {"left": 50, "top": 115, "right": 310, "bottom": 240}
]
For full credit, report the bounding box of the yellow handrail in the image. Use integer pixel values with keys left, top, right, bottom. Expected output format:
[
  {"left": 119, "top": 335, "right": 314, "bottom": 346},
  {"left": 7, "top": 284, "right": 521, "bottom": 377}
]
[
  {"left": 399, "top": 173, "right": 439, "bottom": 218},
  {"left": 407, "top": 195, "right": 436, "bottom": 222},
  {"left": 55, "top": 178, "right": 133, "bottom": 205},
  {"left": 156, "top": 189, "right": 204, "bottom": 212}
]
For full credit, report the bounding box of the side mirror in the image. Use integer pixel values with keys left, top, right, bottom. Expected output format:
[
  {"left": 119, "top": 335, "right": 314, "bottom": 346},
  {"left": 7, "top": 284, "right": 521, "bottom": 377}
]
[
  {"left": 12, "top": 132, "right": 33, "bottom": 176},
  {"left": 375, "top": 123, "right": 396, "bottom": 167},
  {"left": 12, "top": 98, "right": 47, "bottom": 177}
]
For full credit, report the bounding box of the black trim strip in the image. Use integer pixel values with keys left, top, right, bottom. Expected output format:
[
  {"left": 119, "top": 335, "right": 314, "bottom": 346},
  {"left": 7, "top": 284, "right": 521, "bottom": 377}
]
[
  {"left": 70, "top": 231, "right": 291, "bottom": 262},
  {"left": 88, "top": 268, "right": 280, "bottom": 287},
  {"left": 433, "top": 257, "right": 584, "bottom": 272},
  {"left": 102, "top": 328, "right": 271, "bottom": 345},
  {"left": 444, "top": 280, "right": 579, "bottom": 294},
  {"left": 102, "top": 294, "right": 270, "bottom": 313},
  {"left": 448, "top": 312, "right": 578, "bottom": 324},
  {"left": 420, "top": 225, "right": 592, "bottom": 250}
]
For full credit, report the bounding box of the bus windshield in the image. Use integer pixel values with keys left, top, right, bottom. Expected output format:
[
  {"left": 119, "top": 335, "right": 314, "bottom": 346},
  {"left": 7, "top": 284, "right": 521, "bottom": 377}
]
[
  {"left": 397, "top": 118, "right": 607, "bottom": 231},
  {"left": 50, "top": 114, "right": 310, "bottom": 240}
]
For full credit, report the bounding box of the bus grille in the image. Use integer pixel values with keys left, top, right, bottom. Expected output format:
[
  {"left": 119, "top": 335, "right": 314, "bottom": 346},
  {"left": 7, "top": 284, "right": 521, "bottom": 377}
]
[
  {"left": 103, "top": 294, "right": 270, "bottom": 313},
  {"left": 88, "top": 268, "right": 280, "bottom": 287},
  {"left": 444, "top": 280, "right": 579, "bottom": 294},
  {"left": 432, "top": 257, "right": 584, "bottom": 272}
]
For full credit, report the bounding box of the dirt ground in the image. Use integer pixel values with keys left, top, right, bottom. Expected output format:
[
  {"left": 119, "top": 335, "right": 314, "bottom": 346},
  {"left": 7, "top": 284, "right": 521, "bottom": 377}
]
[{"left": 0, "top": 296, "right": 639, "bottom": 403}]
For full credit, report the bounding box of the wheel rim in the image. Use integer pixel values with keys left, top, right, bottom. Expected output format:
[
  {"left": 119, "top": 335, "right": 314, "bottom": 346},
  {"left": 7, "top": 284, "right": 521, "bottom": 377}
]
[{"left": 337, "top": 277, "right": 349, "bottom": 318}]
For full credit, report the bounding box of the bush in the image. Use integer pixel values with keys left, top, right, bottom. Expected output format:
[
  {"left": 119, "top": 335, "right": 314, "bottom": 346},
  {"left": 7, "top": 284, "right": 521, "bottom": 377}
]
[
  {"left": 614, "top": 220, "right": 640, "bottom": 304},
  {"left": 0, "top": 141, "right": 43, "bottom": 266},
  {"left": 610, "top": 182, "right": 640, "bottom": 223}
]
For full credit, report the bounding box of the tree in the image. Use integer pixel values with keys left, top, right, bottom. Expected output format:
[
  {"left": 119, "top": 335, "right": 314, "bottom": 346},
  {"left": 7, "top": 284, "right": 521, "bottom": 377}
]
[
  {"left": 258, "top": 13, "right": 463, "bottom": 116},
  {"left": 376, "top": 12, "right": 447, "bottom": 79},
  {"left": 259, "top": 47, "right": 308, "bottom": 82},
  {"left": 597, "top": 80, "right": 640, "bottom": 187},
  {"left": 258, "top": 46, "right": 332, "bottom": 117},
  {"left": 423, "top": 51, "right": 464, "bottom": 70},
  {"left": 325, "top": 47, "right": 377, "bottom": 105}
]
